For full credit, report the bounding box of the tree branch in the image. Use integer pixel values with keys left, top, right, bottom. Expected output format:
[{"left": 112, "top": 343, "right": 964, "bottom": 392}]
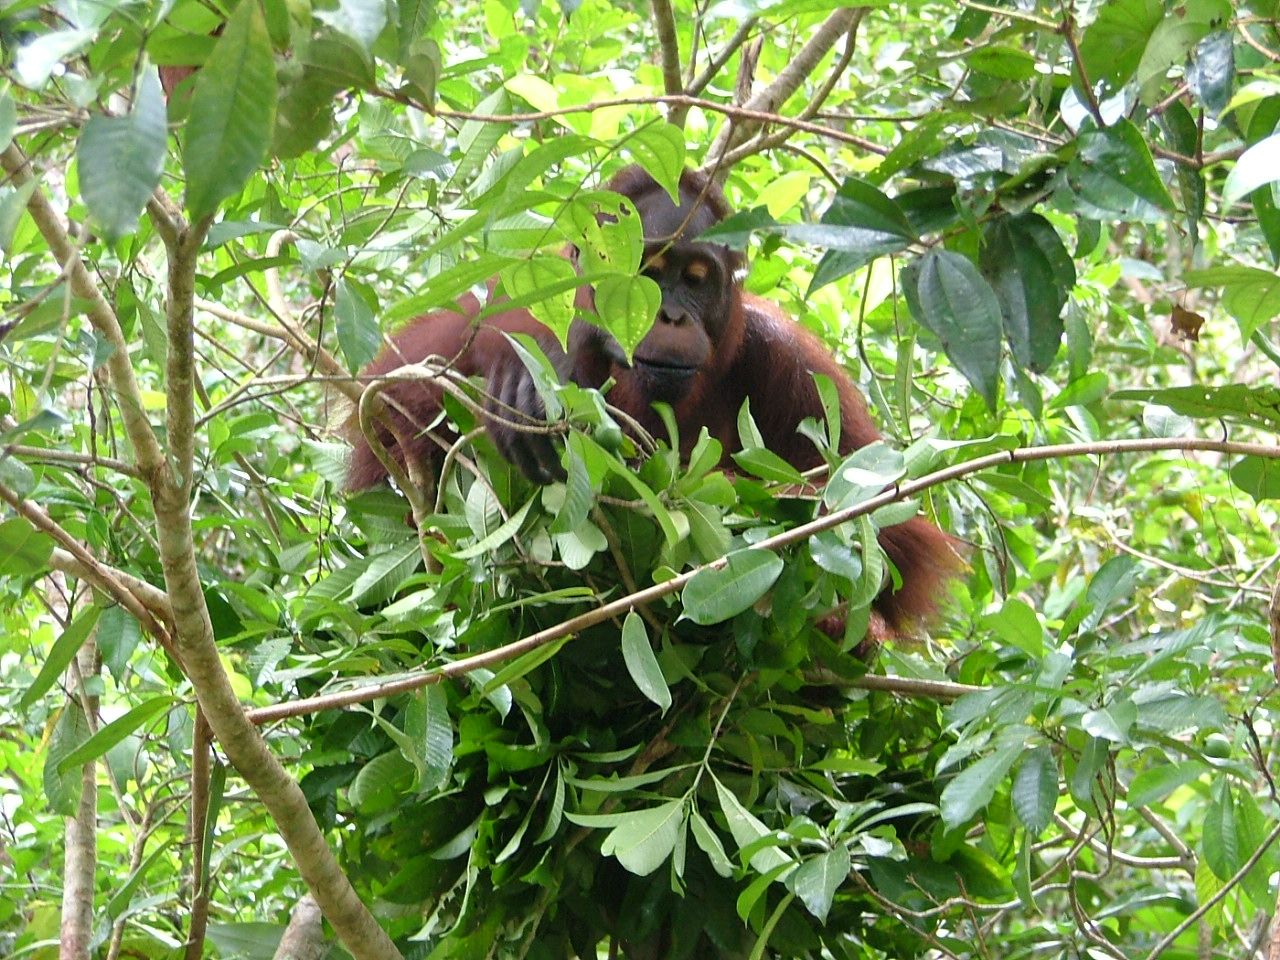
[
  {"left": 148, "top": 202, "right": 403, "bottom": 960},
  {"left": 0, "top": 481, "right": 177, "bottom": 655},
  {"left": 248, "top": 435, "right": 1280, "bottom": 723},
  {"left": 707, "top": 8, "right": 862, "bottom": 162},
  {"left": 651, "top": 0, "right": 686, "bottom": 125}
]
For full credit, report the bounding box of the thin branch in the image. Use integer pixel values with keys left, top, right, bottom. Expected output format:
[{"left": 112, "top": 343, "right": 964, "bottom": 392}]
[
  {"left": 432, "top": 93, "right": 890, "bottom": 155},
  {"left": 708, "top": 8, "right": 861, "bottom": 162},
  {"left": 1061, "top": 13, "right": 1105, "bottom": 127},
  {"left": 0, "top": 481, "right": 176, "bottom": 654},
  {"left": 0, "top": 143, "right": 167, "bottom": 480},
  {"left": 193, "top": 297, "right": 359, "bottom": 401},
  {"left": 248, "top": 435, "right": 1280, "bottom": 723},
  {"left": 715, "top": 9, "right": 864, "bottom": 168},
  {"left": 4, "top": 444, "right": 141, "bottom": 478},
  {"left": 183, "top": 712, "right": 213, "bottom": 960},
  {"left": 688, "top": 17, "right": 759, "bottom": 97},
  {"left": 1143, "top": 820, "right": 1280, "bottom": 960}
]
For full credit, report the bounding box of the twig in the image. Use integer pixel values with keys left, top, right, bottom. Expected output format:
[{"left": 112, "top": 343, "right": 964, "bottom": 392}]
[
  {"left": 688, "top": 18, "right": 759, "bottom": 98},
  {"left": 1143, "top": 820, "right": 1280, "bottom": 960},
  {"left": 4, "top": 444, "right": 141, "bottom": 478},
  {"left": 1061, "top": 14, "right": 1105, "bottom": 127},
  {"left": 0, "top": 481, "right": 177, "bottom": 655}
]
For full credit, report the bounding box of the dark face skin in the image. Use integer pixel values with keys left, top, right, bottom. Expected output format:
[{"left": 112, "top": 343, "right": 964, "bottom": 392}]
[{"left": 621, "top": 184, "right": 740, "bottom": 402}]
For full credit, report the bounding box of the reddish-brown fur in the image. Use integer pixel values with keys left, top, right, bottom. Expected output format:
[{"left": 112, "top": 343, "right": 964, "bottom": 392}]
[{"left": 347, "top": 169, "right": 963, "bottom": 631}]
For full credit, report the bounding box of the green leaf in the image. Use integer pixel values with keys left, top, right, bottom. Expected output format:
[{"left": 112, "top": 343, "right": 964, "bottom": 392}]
[
  {"left": 1112, "top": 383, "right": 1280, "bottom": 432},
  {"left": 682, "top": 549, "right": 784, "bottom": 625},
  {"left": 731, "top": 447, "right": 805, "bottom": 485},
  {"left": 1184, "top": 264, "right": 1280, "bottom": 341},
  {"left": 1077, "top": 0, "right": 1163, "bottom": 93},
  {"left": 1230, "top": 456, "right": 1280, "bottom": 501},
  {"left": 940, "top": 730, "right": 1025, "bottom": 828},
  {"left": 713, "top": 774, "right": 792, "bottom": 873},
  {"left": 0, "top": 180, "right": 36, "bottom": 254},
  {"left": 57, "top": 696, "right": 175, "bottom": 773},
  {"left": 349, "top": 750, "right": 414, "bottom": 814},
  {"left": 902, "top": 249, "right": 1002, "bottom": 410},
  {"left": 1127, "top": 760, "right": 1205, "bottom": 808},
  {"left": 1072, "top": 119, "right": 1176, "bottom": 217},
  {"left": 0, "top": 88, "right": 17, "bottom": 153},
  {"left": 1225, "top": 134, "right": 1280, "bottom": 207},
  {"left": 412, "top": 684, "right": 453, "bottom": 792},
  {"left": 184, "top": 0, "right": 277, "bottom": 220},
  {"left": 594, "top": 274, "right": 660, "bottom": 360},
  {"left": 621, "top": 123, "right": 686, "bottom": 203},
  {"left": 0, "top": 516, "right": 54, "bottom": 575},
  {"left": 600, "top": 799, "right": 685, "bottom": 876},
  {"left": 334, "top": 279, "right": 381, "bottom": 373},
  {"left": 979, "top": 597, "right": 1044, "bottom": 658},
  {"left": 805, "top": 177, "right": 917, "bottom": 292},
  {"left": 14, "top": 28, "right": 94, "bottom": 89},
  {"left": 690, "top": 808, "right": 734, "bottom": 877},
  {"left": 44, "top": 702, "right": 90, "bottom": 816},
  {"left": 620, "top": 611, "right": 671, "bottom": 713},
  {"left": 20, "top": 605, "right": 101, "bottom": 710},
  {"left": 451, "top": 89, "right": 511, "bottom": 186},
  {"left": 1201, "top": 782, "right": 1241, "bottom": 882},
  {"left": 77, "top": 68, "right": 167, "bottom": 240},
  {"left": 315, "top": 0, "right": 387, "bottom": 52},
  {"left": 786, "top": 845, "right": 850, "bottom": 923},
  {"left": 981, "top": 214, "right": 1074, "bottom": 372},
  {"left": 501, "top": 256, "right": 578, "bottom": 346},
  {"left": 451, "top": 496, "right": 535, "bottom": 559},
  {"left": 1188, "top": 30, "right": 1234, "bottom": 117},
  {"left": 1011, "top": 747, "right": 1057, "bottom": 836}
]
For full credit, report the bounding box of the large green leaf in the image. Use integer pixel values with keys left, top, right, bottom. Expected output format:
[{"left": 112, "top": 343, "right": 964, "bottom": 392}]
[
  {"left": 1112, "top": 382, "right": 1280, "bottom": 431},
  {"left": 184, "top": 1, "right": 277, "bottom": 220},
  {"left": 940, "top": 729, "right": 1027, "bottom": 828},
  {"left": 593, "top": 274, "right": 659, "bottom": 360},
  {"left": 0, "top": 516, "right": 53, "bottom": 575},
  {"left": 334, "top": 279, "right": 381, "bottom": 373},
  {"left": 57, "top": 696, "right": 175, "bottom": 773},
  {"left": 77, "top": 68, "right": 167, "bottom": 239},
  {"left": 20, "top": 605, "right": 101, "bottom": 710},
  {"left": 786, "top": 846, "right": 850, "bottom": 923},
  {"left": 600, "top": 799, "right": 685, "bottom": 876},
  {"left": 903, "top": 249, "right": 1003, "bottom": 410},
  {"left": 1225, "top": 134, "right": 1280, "bottom": 206},
  {"left": 1077, "top": 0, "right": 1163, "bottom": 93},
  {"left": 1071, "top": 119, "right": 1176, "bottom": 218},
  {"left": 620, "top": 611, "right": 671, "bottom": 713},
  {"left": 981, "top": 213, "right": 1075, "bottom": 372},
  {"left": 682, "top": 549, "right": 784, "bottom": 625}
]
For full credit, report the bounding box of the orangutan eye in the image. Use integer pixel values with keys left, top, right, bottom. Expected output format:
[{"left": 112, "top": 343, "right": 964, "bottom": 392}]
[
  {"left": 684, "top": 260, "right": 710, "bottom": 284},
  {"left": 641, "top": 255, "right": 666, "bottom": 279}
]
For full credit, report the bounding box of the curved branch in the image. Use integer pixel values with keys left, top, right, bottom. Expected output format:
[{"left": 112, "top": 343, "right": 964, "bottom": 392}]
[{"left": 248, "top": 435, "right": 1280, "bottom": 724}]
